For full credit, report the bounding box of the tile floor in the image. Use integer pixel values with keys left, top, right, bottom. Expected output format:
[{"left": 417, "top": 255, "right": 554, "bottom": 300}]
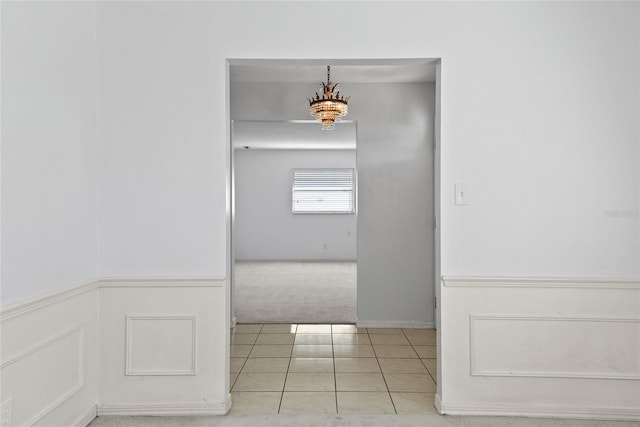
[{"left": 230, "top": 323, "right": 437, "bottom": 415}]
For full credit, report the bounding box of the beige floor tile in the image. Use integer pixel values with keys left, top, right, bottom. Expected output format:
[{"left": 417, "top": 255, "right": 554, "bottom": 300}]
[
  {"left": 402, "top": 328, "right": 436, "bottom": 337},
  {"left": 367, "top": 328, "right": 403, "bottom": 335},
  {"left": 231, "top": 333, "right": 258, "bottom": 345},
  {"left": 249, "top": 344, "right": 293, "bottom": 358},
  {"left": 230, "top": 344, "right": 252, "bottom": 358},
  {"left": 255, "top": 333, "right": 295, "bottom": 345},
  {"left": 332, "top": 333, "right": 371, "bottom": 345},
  {"left": 333, "top": 345, "right": 375, "bottom": 358},
  {"left": 288, "top": 357, "right": 334, "bottom": 373},
  {"left": 279, "top": 392, "right": 337, "bottom": 414},
  {"left": 383, "top": 373, "right": 436, "bottom": 392},
  {"left": 292, "top": 344, "right": 333, "bottom": 358},
  {"left": 332, "top": 324, "right": 367, "bottom": 334},
  {"left": 378, "top": 358, "right": 427, "bottom": 373},
  {"left": 233, "top": 324, "right": 263, "bottom": 334},
  {"left": 294, "top": 333, "right": 333, "bottom": 345},
  {"left": 405, "top": 334, "right": 436, "bottom": 346},
  {"left": 373, "top": 345, "right": 418, "bottom": 358},
  {"left": 337, "top": 391, "right": 396, "bottom": 414},
  {"left": 229, "top": 372, "right": 239, "bottom": 391},
  {"left": 414, "top": 345, "right": 437, "bottom": 358},
  {"left": 335, "top": 372, "right": 387, "bottom": 391},
  {"left": 260, "top": 324, "right": 297, "bottom": 334},
  {"left": 241, "top": 357, "right": 290, "bottom": 373},
  {"left": 391, "top": 392, "right": 437, "bottom": 414},
  {"left": 284, "top": 372, "right": 336, "bottom": 391},
  {"left": 230, "top": 357, "right": 246, "bottom": 373},
  {"left": 369, "top": 334, "right": 410, "bottom": 345},
  {"left": 334, "top": 357, "right": 381, "bottom": 373},
  {"left": 232, "top": 372, "right": 286, "bottom": 391},
  {"left": 422, "top": 358, "right": 437, "bottom": 377},
  {"left": 229, "top": 391, "right": 281, "bottom": 415},
  {"left": 296, "top": 324, "right": 332, "bottom": 334}
]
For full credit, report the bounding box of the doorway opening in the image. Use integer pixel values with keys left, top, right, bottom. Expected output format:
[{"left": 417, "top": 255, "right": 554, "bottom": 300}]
[
  {"left": 226, "top": 58, "right": 443, "bottom": 410},
  {"left": 226, "top": 57, "right": 441, "bottom": 329},
  {"left": 231, "top": 119, "right": 358, "bottom": 324}
]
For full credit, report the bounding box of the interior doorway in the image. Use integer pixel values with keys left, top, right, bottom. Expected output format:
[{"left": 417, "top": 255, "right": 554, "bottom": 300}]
[
  {"left": 227, "top": 58, "right": 441, "bottom": 330},
  {"left": 231, "top": 120, "right": 358, "bottom": 324}
]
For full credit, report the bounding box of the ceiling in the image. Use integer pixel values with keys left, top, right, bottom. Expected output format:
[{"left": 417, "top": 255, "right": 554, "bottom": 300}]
[
  {"left": 233, "top": 120, "right": 356, "bottom": 150},
  {"left": 229, "top": 59, "right": 439, "bottom": 84}
]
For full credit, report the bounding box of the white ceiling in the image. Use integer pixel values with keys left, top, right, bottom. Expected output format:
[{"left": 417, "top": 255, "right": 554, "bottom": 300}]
[
  {"left": 229, "top": 59, "right": 438, "bottom": 84},
  {"left": 233, "top": 120, "right": 356, "bottom": 150}
]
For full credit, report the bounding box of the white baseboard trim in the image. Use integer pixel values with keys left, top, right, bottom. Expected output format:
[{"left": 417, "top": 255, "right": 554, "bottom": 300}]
[
  {"left": 434, "top": 393, "right": 443, "bottom": 414},
  {"left": 356, "top": 320, "right": 435, "bottom": 329},
  {"left": 75, "top": 405, "right": 97, "bottom": 427},
  {"left": 231, "top": 316, "right": 237, "bottom": 328},
  {"left": 97, "top": 402, "right": 228, "bottom": 416},
  {"left": 438, "top": 400, "right": 640, "bottom": 421},
  {"left": 226, "top": 393, "right": 232, "bottom": 414}
]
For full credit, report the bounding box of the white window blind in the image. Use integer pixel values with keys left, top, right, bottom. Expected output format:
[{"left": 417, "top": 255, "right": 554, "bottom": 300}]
[{"left": 292, "top": 168, "right": 356, "bottom": 214}]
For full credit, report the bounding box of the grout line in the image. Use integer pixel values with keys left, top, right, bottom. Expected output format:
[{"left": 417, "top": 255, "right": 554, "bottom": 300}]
[
  {"left": 278, "top": 325, "right": 296, "bottom": 414},
  {"left": 332, "top": 324, "right": 339, "bottom": 414},
  {"left": 230, "top": 325, "right": 261, "bottom": 392},
  {"left": 370, "top": 328, "right": 398, "bottom": 414}
]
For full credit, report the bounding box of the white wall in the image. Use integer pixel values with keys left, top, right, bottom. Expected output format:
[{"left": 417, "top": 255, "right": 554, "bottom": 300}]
[
  {"left": 1, "top": 1, "right": 99, "bottom": 305},
  {"left": 2, "top": 1, "right": 638, "bottom": 423},
  {"left": 95, "top": 0, "right": 638, "bottom": 418},
  {"left": 234, "top": 148, "right": 357, "bottom": 261},
  {"left": 1, "top": 2, "right": 99, "bottom": 424}
]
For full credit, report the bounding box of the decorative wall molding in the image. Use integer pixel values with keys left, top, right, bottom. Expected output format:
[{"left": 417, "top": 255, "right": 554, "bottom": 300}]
[
  {"left": 125, "top": 315, "right": 197, "bottom": 376},
  {"left": 357, "top": 320, "right": 435, "bottom": 329},
  {"left": 99, "top": 276, "right": 225, "bottom": 288},
  {"left": 1, "top": 325, "right": 85, "bottom": 426},
  {"left": 437, "top": 399, "right": 640, "bottom": 421},
  {"left": 1, "top": 323, "right": 84, "bottom": 370},
  {"left": 442, "top": 276, "right": 640, "bottom": 289},
  {"left": 1, "top": 277, "right": 225, "bottom": 322},
  {"left": 96, "top": 402, "right": 228, "bottom": 416},
  {"left": 75, "top": 405, "right": 97, "bottom": 427},
  {"left": 0, "top": 279, "right": 99, "bottom": 321},
  {"left": 469, "top": 315, "right": 640, "bottom": 380}
]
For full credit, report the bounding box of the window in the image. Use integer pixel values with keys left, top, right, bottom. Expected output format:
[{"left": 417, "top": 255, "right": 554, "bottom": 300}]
[{"left": 292, "top": 168, "right": 356, "bottom": 214}]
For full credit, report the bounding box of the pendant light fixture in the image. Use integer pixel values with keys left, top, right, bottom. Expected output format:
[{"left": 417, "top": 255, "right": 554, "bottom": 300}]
[{"left": 308, "top": 66, "right": 350, "bottom": 130}]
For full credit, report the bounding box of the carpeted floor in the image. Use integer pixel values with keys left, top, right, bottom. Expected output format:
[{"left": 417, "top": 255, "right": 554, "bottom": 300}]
[{"left": 233, "top": 261, "right": 356, "bottom": 324}]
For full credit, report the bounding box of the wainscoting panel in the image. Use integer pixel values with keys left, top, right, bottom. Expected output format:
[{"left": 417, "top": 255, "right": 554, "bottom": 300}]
[
  {"left": 470, "top": 315, "right": 640, "bottom": 380},
  {"left": 126, "top": 315, "right": 197, "bottom": 376},
  {"left": 0, "top": 283, "right": 99, "bottom": 427},
  {"left": 438, "top": 276, "right": 640, "bottom": 421},
  {"left": 98, "top": 277, "right": 229, "bottom": 415},
  {"left": 1, "top": 325, "right": 84, "bottom": 426}
]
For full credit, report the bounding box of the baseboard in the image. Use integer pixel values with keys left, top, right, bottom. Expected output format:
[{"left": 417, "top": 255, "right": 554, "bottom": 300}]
[
  {"left": 356, "top": 320, "right": 435, "bottom": 329},
  {"left": 226, "top": 393, "right": 232, "bottom": 414},
  {"left": 75, "top": 405, "right": 97, "bottom": 427},
  {"left": 434, "top": 393, "right": 443, "bottom": 414},
  {"left": 231, "top": 316, "right": 237, "bottom": 328},
  {"left": 438, "top": 400, "right": 640, "bottom": 421},
  {"left": 97, "top": 401, "right": 228, "bottom": 416}
]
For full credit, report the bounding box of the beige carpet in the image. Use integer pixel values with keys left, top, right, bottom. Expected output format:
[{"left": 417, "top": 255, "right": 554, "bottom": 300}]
[{"left": 233, "top": 261, "right": 356, "bottom": 324}]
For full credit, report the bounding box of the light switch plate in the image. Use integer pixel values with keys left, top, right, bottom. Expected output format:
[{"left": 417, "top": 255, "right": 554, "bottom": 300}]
[{"left": 455, "top": 183, "right": 470, "bottom": 205}]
